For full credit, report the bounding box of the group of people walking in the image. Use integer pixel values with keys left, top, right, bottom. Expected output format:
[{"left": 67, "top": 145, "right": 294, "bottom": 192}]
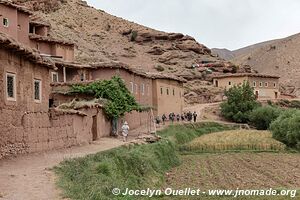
[{"left": 156, "top": 111, "right": 198, "bottom": 125}]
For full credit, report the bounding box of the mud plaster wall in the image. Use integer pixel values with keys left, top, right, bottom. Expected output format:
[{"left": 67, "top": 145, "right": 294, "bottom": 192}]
[{"left": 0, "top": 49, "right": 111, "bottom": 159}]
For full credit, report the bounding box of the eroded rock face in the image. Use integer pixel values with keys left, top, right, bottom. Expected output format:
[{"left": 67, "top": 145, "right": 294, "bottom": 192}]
[
  {"left": 14, "top": 0, "right": 66, "bottom": 12},
  {"left": 176, "top": 40, "right": 211, "bottom": 55}
]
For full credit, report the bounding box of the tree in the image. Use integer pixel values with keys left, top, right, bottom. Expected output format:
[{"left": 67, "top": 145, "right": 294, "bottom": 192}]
[
  {"left": 270, "top": 109, "right": 300, "bottom": 149},
  {"left": 221, "top": 82, "right": 260, "bottom": 123},
  {"left": 249, "top": 106, "right": 282, "bottom": 130}
]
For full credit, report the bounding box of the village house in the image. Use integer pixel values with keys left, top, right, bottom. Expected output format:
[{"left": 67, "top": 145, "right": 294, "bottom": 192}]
[
  {"left": 0, "top": 1, "right": 185, "bottom": 158},
  {"left": 212, "top": 73, "right": 280, "bottom": 99},
  {"left": 50, "top": 61, "right": 186, "bottom": 129},
  {"left": 0, "top": 0, "right": 75, "bottom": 62}
]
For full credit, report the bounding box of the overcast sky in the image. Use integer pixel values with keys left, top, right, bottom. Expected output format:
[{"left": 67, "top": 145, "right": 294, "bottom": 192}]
[{"left": 86, "top": 0, "right": 300, "bottom": 50}]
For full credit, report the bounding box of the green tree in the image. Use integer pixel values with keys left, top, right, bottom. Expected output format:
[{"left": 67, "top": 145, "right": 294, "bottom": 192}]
[
  {"left": 249, "top": 105, "right": 282, "bottom": 130},
  {"left": 270, "top": 109, "right": 300, "bottom": 149},
  {"left": 71, "top": 76, "right": 141, "bottom": 119},
  {"left": 221, "top": 82, "right": 260, "bottom": 123}
]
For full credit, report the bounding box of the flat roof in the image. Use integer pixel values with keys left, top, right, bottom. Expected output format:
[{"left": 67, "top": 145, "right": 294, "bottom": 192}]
[
  {"left": 213, "top": 73, "right": 280, "bottom": 79},
  {"left": 0, "top": 0, "right": 32, "bottom": 15},
  {"left": 53, "top": 60, "right": 186, "bottom": 83},
  {"left": 29, "top": 34, "right": 75, "bottom": 46},
  {"left": 0, "top": 32, "right": 56, "bottom": 69}
]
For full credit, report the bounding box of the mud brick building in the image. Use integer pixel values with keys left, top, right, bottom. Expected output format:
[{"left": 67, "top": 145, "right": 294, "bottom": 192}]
[
  {"left": 213, "top": 73, "right": 280, "bottom": 99},
  {"left": 0, "top": 1, "right": 185, "bottom": 159}
]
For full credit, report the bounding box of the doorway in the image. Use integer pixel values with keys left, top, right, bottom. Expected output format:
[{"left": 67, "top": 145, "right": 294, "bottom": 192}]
[
  {"left": 275, "top": 92, "right": 278, "bottom": 99},
  {"left": 92, "top": 115, "right": 98, "bottom": 141},
  {"left": 255, "top": 91, "right": 259, "bottom": 99}
]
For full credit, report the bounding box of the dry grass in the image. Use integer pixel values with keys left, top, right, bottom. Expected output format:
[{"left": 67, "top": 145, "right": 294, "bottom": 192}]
[{"left": 181, "top": 130, "right": 286, "bottom": 152}]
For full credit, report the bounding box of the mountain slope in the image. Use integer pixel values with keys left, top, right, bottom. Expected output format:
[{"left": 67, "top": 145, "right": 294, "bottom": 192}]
[
  {"left": 15, "top": 0, "right": 229, "bottom": 76},
  {"left": 232, "top": 33, "right": 300, "bottom": 96}
]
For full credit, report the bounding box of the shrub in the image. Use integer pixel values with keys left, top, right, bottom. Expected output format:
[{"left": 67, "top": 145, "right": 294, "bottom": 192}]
[
  {"left": 221, "top": 82, "right": 260, "bottom": 123},
  {"left": 130, "top": 30, "right": 138, "bottom": 41},
  {"left": 270, "top": 109, "right": 300, "bottom": 149},
  {"left": 155, "top": 65, "right": 165, "bottom": 72},
  {"left": 249, "top": 106, "right": 282, "bottom": 130}
]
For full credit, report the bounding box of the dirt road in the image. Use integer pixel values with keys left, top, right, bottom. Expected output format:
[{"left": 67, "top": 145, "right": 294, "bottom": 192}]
[{"left": 0, "top": 138, "right": 126, "bottom": 200}]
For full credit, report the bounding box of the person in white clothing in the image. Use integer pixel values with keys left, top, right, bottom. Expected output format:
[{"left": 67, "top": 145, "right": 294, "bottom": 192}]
[{"left": 121, "top": 121, "right": 130, "bottom": 142}]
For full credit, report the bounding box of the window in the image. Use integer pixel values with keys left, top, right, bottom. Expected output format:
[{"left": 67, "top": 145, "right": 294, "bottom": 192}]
[
  {"left": 80, "top": 73, "right": 85, "bottom": 81},
  {"left": 166, "top": 88, "right": 169, "bottom": 95},
  {"left": 173, "top": 89, "right": 175, "bottom": 96},
  {"left": 229, "top": 81, "right": 231, "bottom": 86},
  {"left": 147, "top": 85, "right": 150, "bottom": 96},
  {"left": 253, "top": 81, "right": 256, "bottom": 87},
  {"left": 51, "top": 72, "right": 58, "bottom": 83},
  {"left": 3, "top": 18, "right": 9, "bottom": 27},
  {"left": 273, "top": 82, "right": 277, "bottom": 88},
  {"left": 265, "top": 82, "right": 268, "bottom": 87},
  {"left": 259, "top": 82, "right": 263, "bottom": 87},
  {"left": 160, "top": 87, "right": 163, "bottom": 95},
  {"left": 141, "top": 84, "right": 145, "bottom": 95},
  {"left": 6, "top": 73, "right": 16, "bottom": 101},
  {"left": 135, "top": 84, "right": 138, "bottom": 94},
  {"left": 34, "top": 79, "right": 41, "bottom": 102},
  {"left": 129, "top": 82, "right": 134, "bottom": 93}
]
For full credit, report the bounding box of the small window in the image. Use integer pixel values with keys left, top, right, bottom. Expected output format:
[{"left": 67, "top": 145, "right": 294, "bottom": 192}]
[
  {"left": 273, "top": 83, "right": 277, "bottom": 88},
  {"left": 160, "top": 87, "right": 163, "bottom": 95},
  {"left": 228, "top": 81, "right": 231, "bottom": 86},
  {"left": 147, "top": 85, "right": 150, "bottom": 96},
  {"left": 34, "top": 79, "right": 41, "bottom": 102},
  {"left": 3, "top": 18, "right": 9, "bottom": 27},
  {"left": 135, "top": 84, "right": 138, "bottom": 94},
  {"left": 141, "top": 84, "right": 145, "bottom": 95},
  {"left": 166, "top": 88, "right": 169, "bottom": 95},
  {"left": 265, "top": 82, "right": 268, "bottom": 87},
  {"left": 259, "top": 82, "right": 263, "bottom": 87},
  {"left": 80, "top": 73, "right": 85, "bottom": 81},
  {"left": 51, "top": 72, "right": 58, "bottom": 83},
  {"left": 173, "top": 89, "right": 175, "bottom": 96},
  {"left": 253, "top": 81, "right": 256, "bottom": 87},
  {"left": 129, "top": 82, "right": 134, "bottom": 93},
  {"left": 6, "top": 73, "right": 16, "bottom": 101}
]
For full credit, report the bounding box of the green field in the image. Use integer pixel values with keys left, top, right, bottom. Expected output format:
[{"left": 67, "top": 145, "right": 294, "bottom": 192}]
[{"left": 54, "top": 123, "right": 300, "bottom": 200}]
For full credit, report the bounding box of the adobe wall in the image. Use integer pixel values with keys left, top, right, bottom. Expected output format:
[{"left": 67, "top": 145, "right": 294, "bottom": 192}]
[
  {"left": 0, "top": 4, "right": 18, "bottom": 40},
  {"left": 0, "top": 107, "right": 111, "bottom": 160},
  {"left": 53, "top": 44, "right": 75, "bottom": 62},
  {"left": 17, "top": 12, "right": 30, "bottom": 45},
  {"left": 249, "top": 77, "right": 280, "bottom": 99},
  {"left": 0, "top": 49, "right": 50, "bottom": 112},
  {"left": 152, "top": 79, "right": 184, "bottom": 116},
  {"left": 213, "top": 76, "right": 249, "bottom": 90},
  {"left": 91, "top": 68, "right": 153, "bottom": 106},
  {"left": 213, "top": 76, "right": 280, "bottom": 99},
  {"left": 0, "top": 49, "right": 111, "bottom": 159}
]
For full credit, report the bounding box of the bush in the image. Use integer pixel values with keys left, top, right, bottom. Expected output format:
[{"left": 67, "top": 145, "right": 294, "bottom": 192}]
[
  {"left": 249, "top": 106, "right": 282, "bottom": 130},
  {"left": 130, "top": 30, "right": 138, "bottom": 41},
  {"left": 221, "top": 82, "right": 260, "bottom": 123},
  {"left": 270, "top": 109, "right": 300, "bottom": 149},
  {"left": 155, "top": 65, "right": 165, "bottom": 72}
]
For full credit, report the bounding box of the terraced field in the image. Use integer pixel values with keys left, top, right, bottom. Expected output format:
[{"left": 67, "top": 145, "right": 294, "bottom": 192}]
[{"left": 164, "top": 153, "right": 300, "bottom": 195}]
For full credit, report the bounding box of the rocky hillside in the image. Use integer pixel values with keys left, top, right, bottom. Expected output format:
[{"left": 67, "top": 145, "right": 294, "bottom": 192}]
[
  {"left": 212, "top": 35, "right": 300, "bottom": 97},
  {"left": 231, "top": 34, "right": 300, "bottom": 97},
  {"left": 211, "top": 48, "right": 235, "bottom": 60},
  {"left": 14, "top": 0, "right": 248, "bottom": 104}
]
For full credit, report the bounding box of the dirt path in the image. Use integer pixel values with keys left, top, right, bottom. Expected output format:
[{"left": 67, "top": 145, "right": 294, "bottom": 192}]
[{"left": 0, "top": 137, "right": 133, "bottom": 200}]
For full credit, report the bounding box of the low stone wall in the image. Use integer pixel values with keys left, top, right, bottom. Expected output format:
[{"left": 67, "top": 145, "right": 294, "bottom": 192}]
[{"left": 0, "top": 107, "right": 111, "bottom": 159}]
